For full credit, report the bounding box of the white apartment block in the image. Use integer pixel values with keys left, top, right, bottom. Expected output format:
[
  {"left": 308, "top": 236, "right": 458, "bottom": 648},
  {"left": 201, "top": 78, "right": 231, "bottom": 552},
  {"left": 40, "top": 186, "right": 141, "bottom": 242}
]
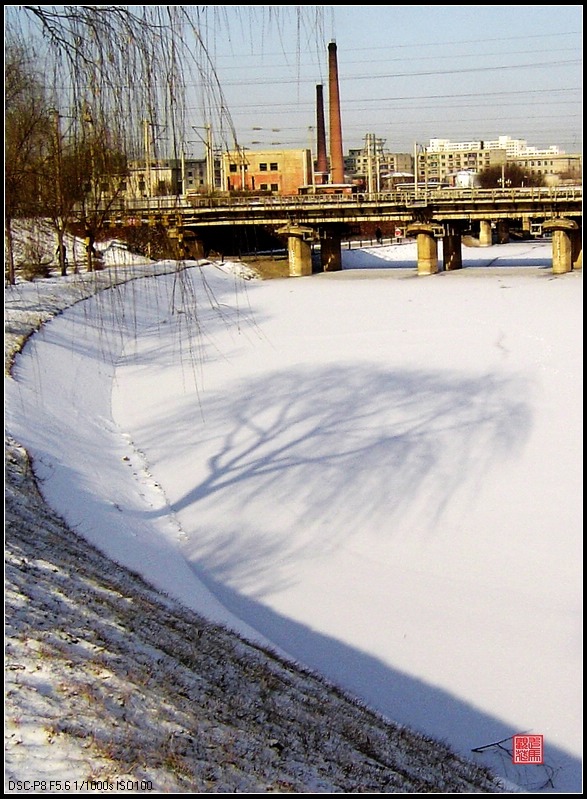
[
  {"left": 428, "top": 139, "right": 483, "bottom": 152},
  {"left": 428, "top": 136, "right": 562, "bottom": 157}
]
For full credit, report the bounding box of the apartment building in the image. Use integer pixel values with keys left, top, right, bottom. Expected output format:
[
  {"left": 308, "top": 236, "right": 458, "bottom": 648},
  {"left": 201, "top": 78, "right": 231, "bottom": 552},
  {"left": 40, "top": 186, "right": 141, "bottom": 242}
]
[
  {"left": 424, "top": 137, "right": 581, "bottom": 185},
  {"left": 429, "top": 136, "right": 561, "bottom": 157},
  {"left": 416, "top": 147, "right": 507, "bottom": 186}
]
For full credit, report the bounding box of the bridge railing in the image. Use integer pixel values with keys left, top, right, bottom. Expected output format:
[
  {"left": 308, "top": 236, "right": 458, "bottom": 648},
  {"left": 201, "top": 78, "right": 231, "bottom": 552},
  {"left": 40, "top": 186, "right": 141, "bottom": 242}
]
[{"left": 97, "top": 185, "right": 582, "bottom": 213}]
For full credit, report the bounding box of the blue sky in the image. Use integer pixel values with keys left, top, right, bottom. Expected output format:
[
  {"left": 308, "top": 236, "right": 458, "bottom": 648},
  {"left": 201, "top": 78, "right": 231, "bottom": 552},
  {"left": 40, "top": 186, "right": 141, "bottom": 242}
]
[{"left": 186, "top": 5, "right": 582, "bottom": 157}]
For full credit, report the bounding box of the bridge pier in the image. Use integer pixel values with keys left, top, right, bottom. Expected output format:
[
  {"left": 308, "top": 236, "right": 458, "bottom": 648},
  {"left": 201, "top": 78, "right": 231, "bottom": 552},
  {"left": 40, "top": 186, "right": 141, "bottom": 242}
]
[
  {"left": 542, "top": 218, "right": 580, "bottom": 274},
  {"left": 571, "top": 228, "right": 582, "bottom": 271},
  {"left": 496, "top": 220, "right": 510, "bottom": 244},
  {"left": 320, "top": 229, "right": 342, "bottom": 272},
  {"left": 406, "top": 224, "right": 439, "bottom": 275},
  {"left": 167, "top": 226, "right": 184, "bottom": 259},
  {"left": 442, "top": 225, "right": 463, "bottom": 271},
  {"left": 479, "top": 220, "right": 492, "bottom": 247},
  {"left": 191, "top": 237, "right": 205, "bottom": 260},
  {"left": 168, "top": 227, "right": 204, "bottom": 259},
  {"left": 277, "top": 225, "right": 314, "bottom": 277}
]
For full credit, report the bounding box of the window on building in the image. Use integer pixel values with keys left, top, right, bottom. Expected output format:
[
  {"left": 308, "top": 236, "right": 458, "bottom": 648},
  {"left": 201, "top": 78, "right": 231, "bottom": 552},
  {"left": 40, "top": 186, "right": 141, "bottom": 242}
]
[
  {"left": 260, "top": 183, "right": 268, "bottom": 191},
  {"left": 270, "top": 183, "right": 279, "bottom": 191},
  {"left": 259, "top": 163, "right": 268, "bottom": 171},
  {"left": 270, "top": 163, "right": 278, "bottom": 171},
  {"left": 229, "top": 164, "right": 237, "bottom": 173}
]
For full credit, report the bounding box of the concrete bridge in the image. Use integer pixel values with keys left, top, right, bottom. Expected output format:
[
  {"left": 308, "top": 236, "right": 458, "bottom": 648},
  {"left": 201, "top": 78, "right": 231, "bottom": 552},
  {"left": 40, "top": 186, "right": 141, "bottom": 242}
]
[{"left": 103, "top": 186, "right": 582, "bottom": 276}]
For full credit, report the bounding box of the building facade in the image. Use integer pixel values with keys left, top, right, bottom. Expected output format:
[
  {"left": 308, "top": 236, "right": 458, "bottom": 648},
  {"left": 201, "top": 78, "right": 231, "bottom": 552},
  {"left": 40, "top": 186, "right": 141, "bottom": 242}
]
[
  {"left": 221, "top": 148, "right": 313, "bottom": 196},
  {"left": 509, "top": 153, "right": 582, "bottom": 185},
  {"left": 120, "top": 157, "right": 211, "bottom": 199},
  {"left": 423, "top": 137, "right": 581, "bottom": 186},
  {"left": 344, "top": 135, "right": 412, "bottom": 191},
  {"left": 417, "top": 147, "right": 507, "bottom": 186},
  {"left": 105, "top": 134, "right": 580, "bottom": 203}
]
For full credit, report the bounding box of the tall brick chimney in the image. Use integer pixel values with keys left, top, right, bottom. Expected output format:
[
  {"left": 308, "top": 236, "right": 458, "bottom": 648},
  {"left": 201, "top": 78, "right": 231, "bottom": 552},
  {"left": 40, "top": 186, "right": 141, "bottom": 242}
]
[
  {"left": 315, "top": 84, "right": 328, "bottom": 184},
  {"left": 328, "top": 40, "right": 344, "bottom": 184}
]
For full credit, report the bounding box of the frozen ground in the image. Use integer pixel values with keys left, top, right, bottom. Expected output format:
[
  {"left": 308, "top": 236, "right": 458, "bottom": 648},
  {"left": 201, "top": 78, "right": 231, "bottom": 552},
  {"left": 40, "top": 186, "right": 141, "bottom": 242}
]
[{"left": 5, "top": 230, "right": 582, "bottom": 792}]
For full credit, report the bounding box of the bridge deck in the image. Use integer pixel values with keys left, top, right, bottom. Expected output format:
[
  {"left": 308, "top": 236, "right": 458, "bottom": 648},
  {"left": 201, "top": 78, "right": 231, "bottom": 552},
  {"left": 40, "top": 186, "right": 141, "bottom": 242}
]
[{"left": 100, "top": 186, "right": 582, "bottom": 229}]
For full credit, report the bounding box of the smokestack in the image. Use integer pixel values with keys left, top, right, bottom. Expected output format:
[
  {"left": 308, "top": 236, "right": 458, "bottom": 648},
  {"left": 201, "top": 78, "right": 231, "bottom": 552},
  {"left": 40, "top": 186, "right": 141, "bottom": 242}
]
[
  {"left": 315, "top": 84, "right": 328, "bottom": 184},
  {"left": 328, "top": 40, "right": 344, "bottom": 184}
]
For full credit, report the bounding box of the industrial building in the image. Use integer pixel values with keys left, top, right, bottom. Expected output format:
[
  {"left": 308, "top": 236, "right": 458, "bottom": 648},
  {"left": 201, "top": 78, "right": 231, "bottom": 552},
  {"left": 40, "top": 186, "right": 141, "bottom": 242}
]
[
  {"left": 221, "top": 148, "right": 313, "bottom": 196},
  {"left": 110, "top": 43, "right": 581, "bottom": 202}
]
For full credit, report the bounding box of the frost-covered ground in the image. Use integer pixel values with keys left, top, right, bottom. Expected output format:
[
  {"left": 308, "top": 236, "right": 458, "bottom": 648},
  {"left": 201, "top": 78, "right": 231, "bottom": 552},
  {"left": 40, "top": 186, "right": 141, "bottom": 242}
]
[
  {"left": 5, "top": 434, "right": 507, "bottom": 793},
  {"left": 5, "top": 224, "right": 581, "bottom": 792}
]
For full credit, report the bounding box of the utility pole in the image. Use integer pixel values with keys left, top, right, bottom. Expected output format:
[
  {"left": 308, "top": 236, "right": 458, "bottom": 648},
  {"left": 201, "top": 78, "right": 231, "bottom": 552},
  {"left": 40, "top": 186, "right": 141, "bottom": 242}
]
[
  {"left": 143, "top": 119, "right": 152, "bottom": 199},
  {"left": 365, "top": 134, "right": 374, "bottom": 195},
  {"left": 307, "top": 125, "right": 315, "bottom": 187},
  {"left": 83, "top": 104, "right": 98, "bottom": 272},
  {"left": 192, "top": 124, "right": 215, "bottom": 192},
  {"left": 374, "top": 138, "right": 380, "bottom": 193},
  {"left": 181, "top": 147, "right": 186, "bottom": 196},
  {"left": 375, "top": 137, "right": 384, "bottom": 193},
  {"left": 238, "top": 145, "right": 248, "bottom": 191},
  {"left": 52, "top": 109, "right": 67, "bottom": 275},
  {"left": 220, "top": 147, "right": 227, "bottom": 192},
  {"left": 143, "top": 118, "right": 153, "bottom": 259},
  {"left": 205, "top": 123, "right": 214, "bottom": 191}
]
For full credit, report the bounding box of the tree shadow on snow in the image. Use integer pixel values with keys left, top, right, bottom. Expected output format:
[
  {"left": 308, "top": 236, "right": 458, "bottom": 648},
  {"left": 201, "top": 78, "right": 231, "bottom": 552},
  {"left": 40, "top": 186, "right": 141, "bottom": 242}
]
[
  {"left": 186, "top": 571, "right": 582, "bottom": 794},
  {"left": 156, "top": 363, "right": 533, "bottom": 581}
]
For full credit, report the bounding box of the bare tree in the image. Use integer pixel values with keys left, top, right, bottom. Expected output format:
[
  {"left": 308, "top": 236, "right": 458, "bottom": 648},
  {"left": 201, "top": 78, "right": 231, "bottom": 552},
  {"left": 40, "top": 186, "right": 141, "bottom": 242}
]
[
  {"left": 478, "top": 164, "right": 546, "bottom": 189},
  {"left": 4, "top": 41, "right": 50, "bottom": 283},
  {"left": 8, "top": 7, "right": 325, "bottom": 157},
  {"left": 5, "top": 7, "right": 325, "bottom": 278}
]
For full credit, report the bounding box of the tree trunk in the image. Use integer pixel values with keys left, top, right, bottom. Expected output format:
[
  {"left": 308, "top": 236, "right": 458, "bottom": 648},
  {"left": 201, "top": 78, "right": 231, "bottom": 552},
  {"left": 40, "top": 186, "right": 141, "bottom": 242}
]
[
  {"left": 5, "top": 217, "right": 16, "bottom": 285},
  {"left": 57, "top": 230, "right": 67, "bottom": 276}
]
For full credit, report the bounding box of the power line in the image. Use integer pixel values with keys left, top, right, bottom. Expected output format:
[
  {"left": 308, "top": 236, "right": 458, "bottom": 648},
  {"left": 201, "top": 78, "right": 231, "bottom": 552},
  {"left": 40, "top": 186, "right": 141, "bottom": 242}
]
[
  {"left": 195, "top": 86, "right": 580, "bottom": 117},
  {"left": 210, "top": 30, "right": 580, "bottom": 61},
  {"left": 209, "top": 45, "right": 581, "bottom": 74},
  {"left": 198, "top": 58, "right": 581, "bottom": 88}
]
